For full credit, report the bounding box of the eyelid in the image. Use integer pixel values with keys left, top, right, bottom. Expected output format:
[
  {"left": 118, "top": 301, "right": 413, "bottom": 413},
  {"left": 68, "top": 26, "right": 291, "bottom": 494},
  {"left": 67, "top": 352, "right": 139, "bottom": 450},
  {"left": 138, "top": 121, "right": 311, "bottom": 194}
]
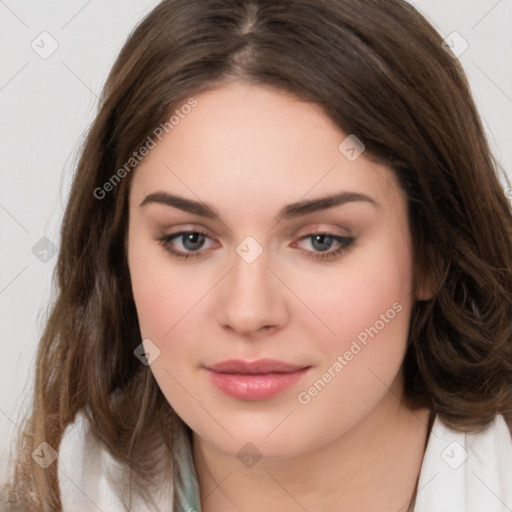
[
  {"left": 157, "top": 224, "right": 217, "bottom": 239},
  {"left": 294, "top": 224, "right": 351, "bottom": 237}
]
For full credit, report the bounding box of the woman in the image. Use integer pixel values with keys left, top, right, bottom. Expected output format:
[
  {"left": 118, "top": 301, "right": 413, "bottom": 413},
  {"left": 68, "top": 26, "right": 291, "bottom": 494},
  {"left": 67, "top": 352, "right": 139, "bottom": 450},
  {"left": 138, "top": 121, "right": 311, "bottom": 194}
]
[{"left": 3, "top": 0, "right": 512, "bottom": 510}]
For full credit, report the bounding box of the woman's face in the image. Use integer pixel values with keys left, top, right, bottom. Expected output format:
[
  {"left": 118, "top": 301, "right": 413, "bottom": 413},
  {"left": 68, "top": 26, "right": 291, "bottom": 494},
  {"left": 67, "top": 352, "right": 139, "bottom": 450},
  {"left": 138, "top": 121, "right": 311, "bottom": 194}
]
[{"left": 127, "top": 81, "right": 420, "bottom": 458}]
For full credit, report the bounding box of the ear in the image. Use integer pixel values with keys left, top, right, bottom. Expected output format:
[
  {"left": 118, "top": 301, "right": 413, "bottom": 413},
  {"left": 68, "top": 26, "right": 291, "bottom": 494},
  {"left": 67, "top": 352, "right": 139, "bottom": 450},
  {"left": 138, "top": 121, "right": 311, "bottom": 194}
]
[
  {"left": 415, "top": 278, "right": 434, "bottom": 301},
  {"left": 414, "top": 266, "right": 436, "bottom": 301}
]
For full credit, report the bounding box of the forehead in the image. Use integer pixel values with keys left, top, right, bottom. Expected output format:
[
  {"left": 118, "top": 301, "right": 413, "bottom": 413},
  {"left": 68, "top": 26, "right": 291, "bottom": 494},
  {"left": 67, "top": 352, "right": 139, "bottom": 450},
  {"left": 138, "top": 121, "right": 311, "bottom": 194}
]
[{"left": 130, "top": 82, "right": 403, "bottom": 214}]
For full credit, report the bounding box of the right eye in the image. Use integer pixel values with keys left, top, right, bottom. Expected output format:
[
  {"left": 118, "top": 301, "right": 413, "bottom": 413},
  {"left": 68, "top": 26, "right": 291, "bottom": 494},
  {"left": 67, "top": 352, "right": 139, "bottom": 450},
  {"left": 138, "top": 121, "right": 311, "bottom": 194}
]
[{"left": 154, "top": 229, "right": 218, "bottom": 260}]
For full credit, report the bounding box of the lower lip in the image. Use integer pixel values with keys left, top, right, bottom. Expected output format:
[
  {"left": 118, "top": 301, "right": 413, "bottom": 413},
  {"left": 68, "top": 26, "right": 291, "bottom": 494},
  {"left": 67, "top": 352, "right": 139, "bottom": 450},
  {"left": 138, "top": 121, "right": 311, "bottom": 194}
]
[{"left": 205, "top": 367, "right": 311, "bottom": 400}]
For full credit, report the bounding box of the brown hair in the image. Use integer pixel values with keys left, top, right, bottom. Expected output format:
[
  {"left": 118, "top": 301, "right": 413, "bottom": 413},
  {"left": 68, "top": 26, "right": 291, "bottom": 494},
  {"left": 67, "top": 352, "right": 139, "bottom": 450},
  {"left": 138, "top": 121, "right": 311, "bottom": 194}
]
[{"left": 3, "top": 0, "right": 512, "bottom": 509}]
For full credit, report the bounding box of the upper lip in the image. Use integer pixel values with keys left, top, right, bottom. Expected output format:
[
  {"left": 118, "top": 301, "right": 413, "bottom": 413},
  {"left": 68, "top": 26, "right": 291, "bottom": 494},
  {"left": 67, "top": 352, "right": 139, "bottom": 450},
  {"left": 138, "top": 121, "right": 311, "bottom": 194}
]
[{"left": 206, "top": 359, "right": 310, "bottom": 375}]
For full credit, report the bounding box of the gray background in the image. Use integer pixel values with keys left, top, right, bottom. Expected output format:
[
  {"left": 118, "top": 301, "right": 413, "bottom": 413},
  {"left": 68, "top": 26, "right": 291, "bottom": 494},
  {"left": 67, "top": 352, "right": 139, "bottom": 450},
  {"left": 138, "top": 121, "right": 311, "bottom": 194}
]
[{"left": 1, "top": 0, "right": 511, "bottom": 481}]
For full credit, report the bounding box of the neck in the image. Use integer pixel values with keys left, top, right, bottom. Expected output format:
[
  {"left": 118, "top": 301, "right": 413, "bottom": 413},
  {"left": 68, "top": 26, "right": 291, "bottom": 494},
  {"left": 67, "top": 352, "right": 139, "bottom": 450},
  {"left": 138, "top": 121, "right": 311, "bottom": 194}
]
[{"left": 192, "top": 389, "right": 432, "bottom": 512}]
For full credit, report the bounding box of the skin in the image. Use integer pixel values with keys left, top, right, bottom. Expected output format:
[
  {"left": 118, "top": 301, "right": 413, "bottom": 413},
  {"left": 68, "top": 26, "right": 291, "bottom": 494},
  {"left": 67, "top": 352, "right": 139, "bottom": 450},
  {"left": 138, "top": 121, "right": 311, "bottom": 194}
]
[{"left": 127, "top": 81, "right": 432, "bottom": 512}]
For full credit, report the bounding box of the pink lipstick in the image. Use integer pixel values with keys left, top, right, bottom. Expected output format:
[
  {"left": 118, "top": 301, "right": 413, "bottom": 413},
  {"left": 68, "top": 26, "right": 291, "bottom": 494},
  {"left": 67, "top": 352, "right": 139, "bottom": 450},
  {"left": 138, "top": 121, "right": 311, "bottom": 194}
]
[{"left": 205, "top": 359, "right": 311, "bottom": 400}]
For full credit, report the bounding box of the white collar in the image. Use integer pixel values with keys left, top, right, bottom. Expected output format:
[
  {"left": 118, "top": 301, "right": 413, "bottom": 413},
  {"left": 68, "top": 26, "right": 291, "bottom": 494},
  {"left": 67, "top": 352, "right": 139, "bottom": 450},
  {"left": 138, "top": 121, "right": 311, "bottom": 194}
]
[
  {"left": 414, "top": 413, "right": 512, "bottom": 511},
  {"left": 58, "top": 413, "right": 512, "bottom": 511}
]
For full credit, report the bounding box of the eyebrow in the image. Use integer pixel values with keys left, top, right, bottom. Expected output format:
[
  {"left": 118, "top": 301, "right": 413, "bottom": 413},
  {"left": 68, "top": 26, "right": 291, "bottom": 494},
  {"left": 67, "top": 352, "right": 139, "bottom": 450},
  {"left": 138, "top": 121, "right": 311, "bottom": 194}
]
[{"left": 139, "top": 190, "right": 380, "bottom": 221}]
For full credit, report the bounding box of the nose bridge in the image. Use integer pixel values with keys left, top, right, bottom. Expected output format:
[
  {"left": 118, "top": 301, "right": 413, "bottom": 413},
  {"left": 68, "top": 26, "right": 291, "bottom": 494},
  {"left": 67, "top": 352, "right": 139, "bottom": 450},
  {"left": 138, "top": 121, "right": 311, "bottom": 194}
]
[
  {"left": 216, "top": 240, "right": 286, "bottom": 335},
  {"left": 230, "top": 246, "right": 272, "bottom": 309}
]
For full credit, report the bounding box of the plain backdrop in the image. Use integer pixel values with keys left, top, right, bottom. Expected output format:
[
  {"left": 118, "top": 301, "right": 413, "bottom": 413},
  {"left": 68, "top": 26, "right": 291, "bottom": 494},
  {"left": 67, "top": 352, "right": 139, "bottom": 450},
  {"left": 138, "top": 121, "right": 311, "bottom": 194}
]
[{"left": 1, "top": 0, "right": 511, "bottom": 482}]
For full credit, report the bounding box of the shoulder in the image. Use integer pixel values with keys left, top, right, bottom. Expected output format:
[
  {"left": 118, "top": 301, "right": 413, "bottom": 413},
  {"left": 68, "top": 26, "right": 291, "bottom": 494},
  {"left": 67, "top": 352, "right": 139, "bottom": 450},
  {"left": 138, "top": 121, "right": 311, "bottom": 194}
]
[
  {"left": 414, "top": 413, "right": 512, "bottom": 512},
  {"left": 57, "top": 411, "right": 194, "bottom": 512}
]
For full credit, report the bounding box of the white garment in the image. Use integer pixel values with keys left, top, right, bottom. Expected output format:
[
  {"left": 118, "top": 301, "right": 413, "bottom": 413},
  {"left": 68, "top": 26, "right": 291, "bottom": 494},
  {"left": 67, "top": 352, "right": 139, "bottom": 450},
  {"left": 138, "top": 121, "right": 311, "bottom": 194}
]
[
  {"left": 414, "top": 413, "right": 512, "bottom": 511},
  {"left": 58, "top": 412, "right": 512, "bottom": 511}
]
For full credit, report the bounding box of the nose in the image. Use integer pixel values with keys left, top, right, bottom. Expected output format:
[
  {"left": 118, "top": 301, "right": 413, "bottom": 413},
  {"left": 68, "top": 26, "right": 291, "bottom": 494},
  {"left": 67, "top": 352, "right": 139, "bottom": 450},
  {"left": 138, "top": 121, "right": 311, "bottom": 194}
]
[{"left": 216, "top": 247, "right": 289, "bottom": 338}]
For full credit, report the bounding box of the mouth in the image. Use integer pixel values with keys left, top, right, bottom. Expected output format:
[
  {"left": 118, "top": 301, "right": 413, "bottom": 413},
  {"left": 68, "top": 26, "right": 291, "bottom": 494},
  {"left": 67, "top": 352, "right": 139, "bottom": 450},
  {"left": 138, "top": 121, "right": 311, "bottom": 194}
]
[{"left": 204, "top": 359, "right": 312, "bottom": 400}]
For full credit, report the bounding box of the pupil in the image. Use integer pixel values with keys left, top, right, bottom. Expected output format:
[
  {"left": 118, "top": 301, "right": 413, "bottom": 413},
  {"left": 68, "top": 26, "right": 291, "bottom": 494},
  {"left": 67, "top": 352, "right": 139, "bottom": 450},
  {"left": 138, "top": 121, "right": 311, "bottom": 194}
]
[
  {"left": 312, "top": 234, "right": 332, "bottom": 252},
  {"left": 183, "top": 233, "right": 205, "bottom": 251}
]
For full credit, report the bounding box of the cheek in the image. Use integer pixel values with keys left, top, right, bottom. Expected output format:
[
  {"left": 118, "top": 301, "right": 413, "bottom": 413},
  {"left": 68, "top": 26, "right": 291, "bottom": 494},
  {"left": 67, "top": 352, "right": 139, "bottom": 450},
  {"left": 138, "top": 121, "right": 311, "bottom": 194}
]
[
  {"left": 128, "top": 224, "right": 197, "bottom": 343},
  {"left": 292, "top": 230, "right": 413, "bottom": 350},
  {"left": 130, "top": 265, "right": 181, "bottom": 340},
  {"left": 289, "top": 226, "right": 414, "bottom": 414},
  {"left": 128, "top": 233, "right": 205, "bottom": 413}
]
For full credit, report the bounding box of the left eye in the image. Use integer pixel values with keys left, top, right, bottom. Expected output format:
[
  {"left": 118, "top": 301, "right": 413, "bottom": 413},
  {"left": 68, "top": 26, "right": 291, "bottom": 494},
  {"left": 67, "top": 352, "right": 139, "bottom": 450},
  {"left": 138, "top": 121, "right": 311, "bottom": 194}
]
[
  {"left": 292, "top": 233, "right": 354, "bottom": 260},
  {"left": 295, "top": 233, "right": 345, "bottom": 252},
  {"left": 154, "top": 230, "right": 354, "bottom": 261}
]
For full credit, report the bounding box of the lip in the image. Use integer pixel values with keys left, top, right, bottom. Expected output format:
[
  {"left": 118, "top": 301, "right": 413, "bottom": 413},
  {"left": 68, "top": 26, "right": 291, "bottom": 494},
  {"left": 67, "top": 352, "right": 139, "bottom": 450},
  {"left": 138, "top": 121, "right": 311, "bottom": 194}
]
[
  {"left": 205, "top": 359, "right": 312, "bottom": 400},
  {"left": 206, "top": 358, "right": 309, "bottom": 374}
]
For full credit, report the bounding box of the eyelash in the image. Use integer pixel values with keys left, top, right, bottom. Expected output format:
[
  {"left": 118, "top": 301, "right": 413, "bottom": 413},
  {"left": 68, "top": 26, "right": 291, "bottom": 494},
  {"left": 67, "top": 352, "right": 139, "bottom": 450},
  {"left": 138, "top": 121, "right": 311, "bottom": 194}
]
[{"left": 154, "top": 229, "right": 355, "bottom": 261}]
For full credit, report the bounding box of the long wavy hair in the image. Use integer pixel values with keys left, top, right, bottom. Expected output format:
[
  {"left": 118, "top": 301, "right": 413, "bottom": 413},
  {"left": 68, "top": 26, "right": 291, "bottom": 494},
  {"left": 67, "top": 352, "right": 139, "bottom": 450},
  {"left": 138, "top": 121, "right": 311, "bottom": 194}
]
[{"left": 3, "top": 0, "right": 512, "bottom": 509}]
